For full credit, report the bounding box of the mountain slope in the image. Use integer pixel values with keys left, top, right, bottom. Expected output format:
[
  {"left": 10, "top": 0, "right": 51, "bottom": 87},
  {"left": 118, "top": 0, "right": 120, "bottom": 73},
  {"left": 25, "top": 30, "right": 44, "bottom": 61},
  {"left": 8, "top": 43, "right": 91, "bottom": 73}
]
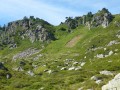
[{"left": 0, "top": 8, "right": 120, "bottom": 90}]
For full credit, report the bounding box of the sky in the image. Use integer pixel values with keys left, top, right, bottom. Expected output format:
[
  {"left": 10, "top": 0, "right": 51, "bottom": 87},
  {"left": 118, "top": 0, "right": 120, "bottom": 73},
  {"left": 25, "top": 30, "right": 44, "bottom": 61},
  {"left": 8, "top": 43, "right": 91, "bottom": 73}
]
[{"left": 0, "top": 0, "right": 120, "bottom": 26}]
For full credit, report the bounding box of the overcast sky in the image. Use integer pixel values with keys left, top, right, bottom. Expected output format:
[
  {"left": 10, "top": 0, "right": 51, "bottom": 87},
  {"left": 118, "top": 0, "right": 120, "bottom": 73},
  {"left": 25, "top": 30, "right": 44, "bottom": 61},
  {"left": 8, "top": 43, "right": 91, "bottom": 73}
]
[{"left": 0, "top": 0, "right": 120, "bottom": 26}]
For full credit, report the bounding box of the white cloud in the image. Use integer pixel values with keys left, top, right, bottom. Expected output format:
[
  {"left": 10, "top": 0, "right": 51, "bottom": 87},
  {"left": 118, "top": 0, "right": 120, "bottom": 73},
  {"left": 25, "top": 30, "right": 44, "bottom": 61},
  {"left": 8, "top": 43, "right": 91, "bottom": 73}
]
[
  {"left": 0, "top": 0, "right": 120, "bottom": 25},
  {"left": 0, "top": 0, "right": 82, "bottom": 25}
]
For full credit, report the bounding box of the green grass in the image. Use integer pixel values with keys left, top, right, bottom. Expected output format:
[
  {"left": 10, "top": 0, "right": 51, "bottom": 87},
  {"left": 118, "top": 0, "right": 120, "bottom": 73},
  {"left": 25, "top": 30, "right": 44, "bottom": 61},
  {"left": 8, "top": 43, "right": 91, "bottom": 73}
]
[{"left": 0, "top": 15, "right": 120, "bottom": 90}]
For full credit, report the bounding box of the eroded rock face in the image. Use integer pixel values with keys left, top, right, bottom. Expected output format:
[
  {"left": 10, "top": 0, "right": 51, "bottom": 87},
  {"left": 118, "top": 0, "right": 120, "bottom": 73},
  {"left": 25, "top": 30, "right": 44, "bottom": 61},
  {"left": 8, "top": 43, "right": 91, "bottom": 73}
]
[
  {"left": 0, "top": 17, "right": 55, "bottom": 48},
  {"left": 64, "top": 8, "right": 113, "bottom": 30},
  {"left": 92, "top": 12, "right": 112, "bottom": 28},
  {"left": 102, "top": 73, "right": 120, "bottom": 90},
  {"left": 24, "top": 25, "right": 54, "bottom": 43}
]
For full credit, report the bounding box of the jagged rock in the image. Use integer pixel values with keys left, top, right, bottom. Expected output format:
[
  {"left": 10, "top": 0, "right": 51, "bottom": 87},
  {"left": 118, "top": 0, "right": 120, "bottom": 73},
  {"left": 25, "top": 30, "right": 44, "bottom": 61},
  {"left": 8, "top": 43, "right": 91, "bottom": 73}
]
[
  {"left": 102, "top": 13, "right": 109, "bottom": 28},
  {"left": 64, "top": 8, "right": 113, "bottom": 30},
  {"left": 92, "top": 8, "right": 113, "bottom": 28},
  {"left": 0, "top": 17, "right": 55, "bottom": 48},
  {"left": 24, "top": 25, "right": 53, "bottom": 43},
  {"left": 102, "top": 73, "right": 120, "bottom": 90},
  {"left": 25, "top": 30, "right": 35, "bottom": 43}
]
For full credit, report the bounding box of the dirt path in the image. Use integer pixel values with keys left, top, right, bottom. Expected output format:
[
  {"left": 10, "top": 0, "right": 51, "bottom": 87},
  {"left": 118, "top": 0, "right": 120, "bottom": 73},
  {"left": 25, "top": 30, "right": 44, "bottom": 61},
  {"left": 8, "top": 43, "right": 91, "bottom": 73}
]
[{"left": 66, "top": 35, "right": 80, "bottom": 47}]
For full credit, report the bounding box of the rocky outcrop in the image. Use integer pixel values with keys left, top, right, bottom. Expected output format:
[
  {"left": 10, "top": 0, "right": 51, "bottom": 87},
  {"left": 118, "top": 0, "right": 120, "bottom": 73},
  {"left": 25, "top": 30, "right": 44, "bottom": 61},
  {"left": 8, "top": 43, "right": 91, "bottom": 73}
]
[
  {"left": 92, "top": 12, "right": 112, "bottom": 28},
  {"left": 23, "top": 25, "right": 54, "bottom": 43},
  {"left": 0, "top": 16, "right": 55, "bottom": 49},
  {"left": 13, "top": 48, "right": 41, "bottom": 61},
  {"left": 64, "top": 8, "right": 113, "bottom": 30},
  {"left": 102, "top": 73, "right": 120, "bottom": 90}
]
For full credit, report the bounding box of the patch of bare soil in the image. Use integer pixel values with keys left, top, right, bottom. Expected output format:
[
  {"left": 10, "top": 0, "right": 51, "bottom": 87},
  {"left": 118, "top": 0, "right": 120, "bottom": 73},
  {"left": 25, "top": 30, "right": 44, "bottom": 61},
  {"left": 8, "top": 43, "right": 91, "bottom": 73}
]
[{"left": 66, "top": 35, "right": 80, "bottom": 47}]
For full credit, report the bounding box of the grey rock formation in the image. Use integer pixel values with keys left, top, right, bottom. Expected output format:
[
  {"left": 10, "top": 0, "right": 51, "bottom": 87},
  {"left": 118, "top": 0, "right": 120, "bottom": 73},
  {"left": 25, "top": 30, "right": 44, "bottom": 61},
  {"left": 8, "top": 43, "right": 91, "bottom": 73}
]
[
  {"left": 102, "top": 13, "right": 110, "bottom": 28},
  {"left": 102, "top": 73, "right": 120, "bottom": 90},
  {"left": 0, "top": 17, "right": 55, "bottom": 49},
  {"left": 100, "top": 70, "right": 113, "bottom": 76},
  {"left": 92, "top": 12, "right": 113, "bottom": 28},
  {"left": 13, "top": 48, "right": 40, "bottom": 61},
  {"left": 64, "top": 8, "right": 113, "bottom": 30}
]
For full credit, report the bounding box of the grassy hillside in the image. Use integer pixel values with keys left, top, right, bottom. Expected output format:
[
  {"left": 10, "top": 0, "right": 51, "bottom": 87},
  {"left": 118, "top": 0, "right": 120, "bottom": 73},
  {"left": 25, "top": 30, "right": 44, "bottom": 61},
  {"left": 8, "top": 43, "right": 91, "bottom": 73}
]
[{"left": 0, "top": 14, "right": 120, "bottom": 90}]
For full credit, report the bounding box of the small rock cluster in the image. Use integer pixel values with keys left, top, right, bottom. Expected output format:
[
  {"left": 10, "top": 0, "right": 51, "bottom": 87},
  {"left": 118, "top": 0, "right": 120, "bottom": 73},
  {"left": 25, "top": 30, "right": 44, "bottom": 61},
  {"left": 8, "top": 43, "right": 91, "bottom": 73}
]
[
  {"left": 96, "top": 50, "right": 114, "bottom": 59},
  {"left": 91, "top": 76, "right": 102, "bottom": 84},
  {"left": 59, "top": 59, "right": 85, "bottom": 71},
  {"left": 107, "top": 40, "right": 120, "bottom": 46}
]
